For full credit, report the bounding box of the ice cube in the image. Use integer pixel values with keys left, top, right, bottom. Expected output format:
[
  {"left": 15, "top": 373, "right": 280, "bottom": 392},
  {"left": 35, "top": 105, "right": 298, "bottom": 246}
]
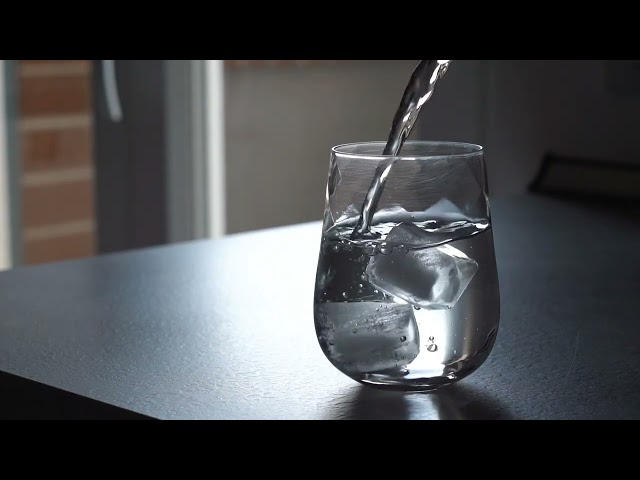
[
  {"left": 423, "top": 198, "right": 477, "bottom": 224},
  {"left": 366, "top": 223, "right": 478, "bottom": 309},
  {"left": 315, "top": 302, "right": 419, "bottom": 374},
  {"left": 424, "top": 198, "right": 463, "bottom": 217},
  {"left": 381, "top": 221, "right": 447, "bottom": 248}
]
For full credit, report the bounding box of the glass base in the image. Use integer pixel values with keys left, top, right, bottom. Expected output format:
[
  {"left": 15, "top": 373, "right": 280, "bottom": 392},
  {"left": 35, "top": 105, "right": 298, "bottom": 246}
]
[{"left": 351, "top": 365, "right": 480, "bottom": 392}]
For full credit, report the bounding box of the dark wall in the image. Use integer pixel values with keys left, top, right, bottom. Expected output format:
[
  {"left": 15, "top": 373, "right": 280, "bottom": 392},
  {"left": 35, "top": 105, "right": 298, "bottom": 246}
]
[{"left": 92, "top": 60, "right": 168, "bottom": 254}]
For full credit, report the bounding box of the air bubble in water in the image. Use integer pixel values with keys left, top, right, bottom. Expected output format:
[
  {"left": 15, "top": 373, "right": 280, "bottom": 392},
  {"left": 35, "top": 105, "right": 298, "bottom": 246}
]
[
  {"left": 427, "top": 343, "right": 438, "bottom": 353},
  {"left": 400, "top": 336, "right": 407, "bottom": 342},
  {"left": 397, "top": 245, "right": 409, "bottom": 255},
  {"left": 380, "top": 242, "right": 392, "bottom": 255}
]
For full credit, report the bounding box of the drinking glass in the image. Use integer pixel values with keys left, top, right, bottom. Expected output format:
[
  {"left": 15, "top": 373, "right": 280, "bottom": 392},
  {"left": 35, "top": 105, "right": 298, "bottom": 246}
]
[{"left": 313, "top": 141, "right": 500, "bottom": 391}]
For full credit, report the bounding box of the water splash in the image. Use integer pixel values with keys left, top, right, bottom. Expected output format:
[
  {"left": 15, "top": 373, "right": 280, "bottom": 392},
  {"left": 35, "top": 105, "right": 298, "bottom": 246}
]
[{"left": 352, "top": 60, "right": 452, "bottom": 239}]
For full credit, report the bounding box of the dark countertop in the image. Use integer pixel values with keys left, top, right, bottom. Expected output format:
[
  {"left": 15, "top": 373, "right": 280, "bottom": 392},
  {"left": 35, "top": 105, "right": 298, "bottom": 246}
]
[{"left": 1, "top": 194, "right": 639, "bottom": 420}]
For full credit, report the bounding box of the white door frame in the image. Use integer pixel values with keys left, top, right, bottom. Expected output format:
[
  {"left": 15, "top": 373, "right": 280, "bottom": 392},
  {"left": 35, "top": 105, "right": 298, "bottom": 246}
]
[
  {"left": 205, "top": 60, "right": 226, "bottom": 239},
  {"left": 0, "top": 60, "right": 12, "bottom": 270},
  {"left": 164, "top": 59, "right": 226, "bottom": 242}
]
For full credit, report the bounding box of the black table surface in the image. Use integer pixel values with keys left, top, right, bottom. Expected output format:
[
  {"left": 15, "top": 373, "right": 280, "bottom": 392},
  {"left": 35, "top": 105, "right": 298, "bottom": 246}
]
[{"left": 1, "top": 194, "right": 639, "bottom": 420}]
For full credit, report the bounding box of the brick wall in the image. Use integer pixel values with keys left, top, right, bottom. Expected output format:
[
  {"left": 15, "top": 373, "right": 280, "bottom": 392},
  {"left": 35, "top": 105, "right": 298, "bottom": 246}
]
[{"left": 17, "top": 60, "right": 96, "bottom": 265}]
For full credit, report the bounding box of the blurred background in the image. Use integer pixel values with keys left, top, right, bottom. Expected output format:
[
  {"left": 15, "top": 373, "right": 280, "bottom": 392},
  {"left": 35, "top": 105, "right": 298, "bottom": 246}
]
[{"left": 1, "top": 59, "right": 639, "bottom": 270}]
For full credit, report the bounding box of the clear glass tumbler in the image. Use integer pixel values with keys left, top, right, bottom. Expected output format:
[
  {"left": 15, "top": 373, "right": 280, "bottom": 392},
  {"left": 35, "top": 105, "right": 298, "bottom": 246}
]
[{"left": 314, "top": 141, "right": 500, "bottom": 391}]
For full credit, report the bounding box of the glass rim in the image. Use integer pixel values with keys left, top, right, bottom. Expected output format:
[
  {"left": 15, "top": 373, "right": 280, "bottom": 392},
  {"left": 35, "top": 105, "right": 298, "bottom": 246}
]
[{"left": 331, "top": 140, "right": 483, "bottom": 161}]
